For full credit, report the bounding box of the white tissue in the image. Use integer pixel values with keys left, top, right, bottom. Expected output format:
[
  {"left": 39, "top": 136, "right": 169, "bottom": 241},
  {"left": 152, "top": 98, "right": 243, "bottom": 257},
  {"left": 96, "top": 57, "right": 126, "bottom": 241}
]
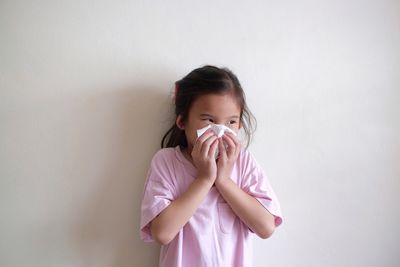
[
  {"left": 196, "top": 124, "right": 236, "bottom": 159},
  {"left": 196, "top": 124, "right": 236, "bottom": 138}
]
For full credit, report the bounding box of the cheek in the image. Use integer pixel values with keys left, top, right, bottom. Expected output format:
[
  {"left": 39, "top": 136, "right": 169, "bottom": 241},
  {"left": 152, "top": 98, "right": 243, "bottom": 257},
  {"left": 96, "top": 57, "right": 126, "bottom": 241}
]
[
  {"left": 228, "top": 123, "right": 240, "bottom": 133},
  {"left": 184, "top": 129, "right": 198, "bottom": 147}
]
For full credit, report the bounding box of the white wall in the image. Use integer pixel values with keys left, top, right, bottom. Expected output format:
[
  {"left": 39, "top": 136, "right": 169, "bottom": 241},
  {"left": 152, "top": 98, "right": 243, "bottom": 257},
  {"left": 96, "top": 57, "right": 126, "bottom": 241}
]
[{"left": 1, "top": 1, "right": 399, "bottom": 266}]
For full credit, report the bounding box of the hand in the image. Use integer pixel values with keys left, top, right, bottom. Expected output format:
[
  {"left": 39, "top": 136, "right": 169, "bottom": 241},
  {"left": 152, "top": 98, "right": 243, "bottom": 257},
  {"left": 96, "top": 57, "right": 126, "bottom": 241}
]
[
  {"left": 215, "top": 132, "right": 241, "bottom": 185},
  {"left": 191, "top": 129, "right": 218, "bottom": 184}
]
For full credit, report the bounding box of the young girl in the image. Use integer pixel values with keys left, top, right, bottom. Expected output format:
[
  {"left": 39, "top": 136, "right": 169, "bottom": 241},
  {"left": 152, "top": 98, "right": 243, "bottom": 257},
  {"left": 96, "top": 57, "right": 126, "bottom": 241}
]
[{"left": 140, "top": 65, "right": 283, "bottom": 267}]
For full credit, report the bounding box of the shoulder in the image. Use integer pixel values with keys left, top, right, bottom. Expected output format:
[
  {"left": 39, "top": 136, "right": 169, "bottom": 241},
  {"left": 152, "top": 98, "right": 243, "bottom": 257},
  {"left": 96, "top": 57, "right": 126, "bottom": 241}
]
[
  {"left": 151, "top": 147, "right": 176, "bottom": 163},
  {"left": 149, "top": 147, "right": 181, "bottom": 172},
  {"left": 238, "top": 148, "right": 259, "bottom": 168},
  {"left": 236, "top": 148, "right": 265, "bottom": 178},
  {"left": 146, "top": 147, "right": 179, "bottom": 184}
]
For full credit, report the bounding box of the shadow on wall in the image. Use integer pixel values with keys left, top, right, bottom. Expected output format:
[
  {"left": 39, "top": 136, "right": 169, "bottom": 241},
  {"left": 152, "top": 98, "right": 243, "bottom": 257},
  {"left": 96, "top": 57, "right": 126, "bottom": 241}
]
[{"left": 68, "top": 83, "right": 172, "bottom": 267}]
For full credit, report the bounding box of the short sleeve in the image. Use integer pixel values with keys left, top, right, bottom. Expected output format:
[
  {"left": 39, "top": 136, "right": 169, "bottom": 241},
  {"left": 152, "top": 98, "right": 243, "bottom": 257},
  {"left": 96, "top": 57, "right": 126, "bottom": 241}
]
[
  {"left": 241, "top": 151, "right": 283, "bottom": 227},
  {"left": 140, "top": 151, "right": 176, "bottom": 242}
]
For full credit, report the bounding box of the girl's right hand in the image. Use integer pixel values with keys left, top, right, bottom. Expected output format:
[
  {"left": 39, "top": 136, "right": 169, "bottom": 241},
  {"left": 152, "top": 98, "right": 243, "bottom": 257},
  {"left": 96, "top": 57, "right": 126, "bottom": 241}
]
[{"left": 191, "top": 129, "right": 218, "bottom": 184}]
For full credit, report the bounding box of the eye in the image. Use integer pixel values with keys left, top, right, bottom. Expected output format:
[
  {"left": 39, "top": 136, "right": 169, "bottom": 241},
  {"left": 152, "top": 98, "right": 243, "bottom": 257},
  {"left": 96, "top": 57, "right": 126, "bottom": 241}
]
[
  {"left": 202, "top": 118, "right": 214, "bottom": 123},
  {"left": 228, "top": 120, "right": 237, "bottom": 125}
]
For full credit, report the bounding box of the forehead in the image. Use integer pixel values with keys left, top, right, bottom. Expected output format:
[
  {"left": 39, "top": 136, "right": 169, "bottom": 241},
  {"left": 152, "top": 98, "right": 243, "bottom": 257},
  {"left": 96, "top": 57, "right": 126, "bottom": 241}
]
[{"left": 190, "top": 93, "right": 241, "bottom": 116}]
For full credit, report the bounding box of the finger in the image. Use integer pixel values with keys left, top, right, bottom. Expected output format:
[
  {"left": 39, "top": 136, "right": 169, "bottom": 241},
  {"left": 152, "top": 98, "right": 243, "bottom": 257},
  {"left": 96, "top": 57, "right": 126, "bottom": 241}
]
[
  {"left": 200, "top": 135, "right": 218, "bottom": 156},
  {"left": 225, "top": 131, "right": 239, "bottom": 143},
  {"left": 217, "top": 138, "right": 227, "bottom": 158},
  {"left": 225, "top": 131, "right": 240, "bottom": 147},
  {"left": 222, "top": 134, "right": 237, "bottom": 157},
  {"left": 208, "top": 138, "right": 219, "bottom": 159},
  {"left": 195, "top": 129, "right": 214, "bottom": 145},
  {"left": 227, "top": 132, "right": 242, "bottom": 155},
  {"left": 198, "top": 128, "right": 214, "bottom": 139},
  {"left": 194, "top": 129, "right": 215, "bottom": 149}
]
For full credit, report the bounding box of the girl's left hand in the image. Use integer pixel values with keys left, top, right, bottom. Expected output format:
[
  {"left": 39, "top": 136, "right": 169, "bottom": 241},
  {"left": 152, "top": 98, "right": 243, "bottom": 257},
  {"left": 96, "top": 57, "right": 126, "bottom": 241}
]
[{"left": 215, "top": 132, "right": 241, "bottom": 185}]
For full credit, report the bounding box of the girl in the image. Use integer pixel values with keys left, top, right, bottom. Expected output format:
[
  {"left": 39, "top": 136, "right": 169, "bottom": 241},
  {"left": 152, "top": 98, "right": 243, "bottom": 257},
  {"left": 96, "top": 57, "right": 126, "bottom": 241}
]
[{"left": 140, "top": 65, "right": 283, "bottom": 267}]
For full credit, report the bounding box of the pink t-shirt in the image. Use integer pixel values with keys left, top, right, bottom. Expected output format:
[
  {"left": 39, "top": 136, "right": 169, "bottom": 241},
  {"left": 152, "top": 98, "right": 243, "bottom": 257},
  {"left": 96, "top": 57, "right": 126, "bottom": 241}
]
[{"left": 140, "top": 146, "right": 283, "bottom": 267}]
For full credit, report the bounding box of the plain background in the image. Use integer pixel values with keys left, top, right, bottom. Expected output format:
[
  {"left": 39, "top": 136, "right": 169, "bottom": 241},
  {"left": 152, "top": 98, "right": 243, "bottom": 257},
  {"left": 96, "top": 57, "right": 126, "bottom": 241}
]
[{"left": 1, "top": 1, "right": 399, "bottom": 266}]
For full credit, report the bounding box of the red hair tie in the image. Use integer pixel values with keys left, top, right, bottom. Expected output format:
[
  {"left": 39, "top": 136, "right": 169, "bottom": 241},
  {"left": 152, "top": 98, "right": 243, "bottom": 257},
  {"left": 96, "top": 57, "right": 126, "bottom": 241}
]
[{"left": 174, "top": 83, "right": 179, "bottom": 101}]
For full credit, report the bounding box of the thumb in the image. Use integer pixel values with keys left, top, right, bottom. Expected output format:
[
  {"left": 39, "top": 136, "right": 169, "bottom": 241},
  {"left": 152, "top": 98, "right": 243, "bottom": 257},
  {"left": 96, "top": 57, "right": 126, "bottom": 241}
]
[{"left": 217, "top": 138, "right": 227, "bottom": 160}]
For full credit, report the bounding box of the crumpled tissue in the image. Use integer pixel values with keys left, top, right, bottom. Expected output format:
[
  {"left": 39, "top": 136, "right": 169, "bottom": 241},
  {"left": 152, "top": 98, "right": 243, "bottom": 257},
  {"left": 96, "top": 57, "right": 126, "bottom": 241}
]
[
  {"left": 196, "top": 124, "right": 237, "bottom": 158},
  {"left": 196, "top": 124, "right": 236, "bottom": 138}
]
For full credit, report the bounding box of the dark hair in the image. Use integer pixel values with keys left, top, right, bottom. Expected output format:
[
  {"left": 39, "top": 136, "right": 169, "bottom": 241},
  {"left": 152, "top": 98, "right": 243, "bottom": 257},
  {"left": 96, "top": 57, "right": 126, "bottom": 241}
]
[{"left": 161, "top": 65, "right": 257, "bottom": 148}]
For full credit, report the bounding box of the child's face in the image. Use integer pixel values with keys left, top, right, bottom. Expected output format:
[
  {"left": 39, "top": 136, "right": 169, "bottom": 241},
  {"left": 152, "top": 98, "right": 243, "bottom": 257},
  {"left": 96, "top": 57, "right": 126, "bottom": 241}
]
[{"left": 177, "top": 93, "right": 241, "bottom": 152}]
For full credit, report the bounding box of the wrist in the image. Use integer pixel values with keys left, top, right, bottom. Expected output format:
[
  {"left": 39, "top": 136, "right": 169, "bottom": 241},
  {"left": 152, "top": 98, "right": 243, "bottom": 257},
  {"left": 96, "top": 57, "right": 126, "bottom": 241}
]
[
  {"left": 215, "top": 176, "right": 231, "bottom": 188},
  {"left": 196, "top": 175, "right": 215, "bottom": 187}
]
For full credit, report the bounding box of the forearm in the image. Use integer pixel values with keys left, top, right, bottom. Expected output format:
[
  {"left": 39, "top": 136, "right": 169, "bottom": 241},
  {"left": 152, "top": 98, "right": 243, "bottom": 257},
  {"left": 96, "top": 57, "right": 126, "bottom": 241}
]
[
  {"left": 150, "top": 177, "right": 213, "bottom": 245},
  {"left": 215, "top": 178, "right": 276, "bottom": 239}
]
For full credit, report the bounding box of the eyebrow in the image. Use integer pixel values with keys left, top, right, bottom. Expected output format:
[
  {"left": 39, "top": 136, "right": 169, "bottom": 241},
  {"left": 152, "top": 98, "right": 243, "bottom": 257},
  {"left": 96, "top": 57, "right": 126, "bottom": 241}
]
[
  {"left": 200, "top": 113, "right": 240, "bottom": 119},
  {"left": 228, "top": 115, "right": 240, "bottom": 119},
  {"left": 200, "top": 113, "right": 213, "bottom": 117}
]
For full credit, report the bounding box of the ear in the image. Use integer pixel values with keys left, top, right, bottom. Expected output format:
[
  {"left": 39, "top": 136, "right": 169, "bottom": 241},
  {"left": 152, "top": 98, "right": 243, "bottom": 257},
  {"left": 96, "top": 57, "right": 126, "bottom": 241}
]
[{"left": 176, "top": 115, "right": 185, "bottom": 130}]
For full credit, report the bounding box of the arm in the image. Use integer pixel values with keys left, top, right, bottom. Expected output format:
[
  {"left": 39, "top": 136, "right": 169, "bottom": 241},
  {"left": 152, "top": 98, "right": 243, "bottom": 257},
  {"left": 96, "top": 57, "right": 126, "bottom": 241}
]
[
  {"left": 150, "top": 177, "right": 214, "bottom": 245},
  {"left": 215, "top": 133, "right": 276, "bottom": 239},
  {"left": 150, "top": 130, "right": 218, "bottom": 245},
  {"left": 215, "top": 177, "right": 276, "bottom": 239}
]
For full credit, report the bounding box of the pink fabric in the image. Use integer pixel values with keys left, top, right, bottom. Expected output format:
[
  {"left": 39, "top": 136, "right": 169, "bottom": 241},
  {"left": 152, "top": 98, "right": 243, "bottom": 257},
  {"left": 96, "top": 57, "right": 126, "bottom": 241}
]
[{"left": 140, "top": 146, "right": 283, "bottom": 267}]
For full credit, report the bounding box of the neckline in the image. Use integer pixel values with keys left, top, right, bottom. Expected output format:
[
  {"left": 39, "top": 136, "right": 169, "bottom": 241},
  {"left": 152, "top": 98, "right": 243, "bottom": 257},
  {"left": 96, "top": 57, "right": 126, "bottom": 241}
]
[{"left": 174, "top": 146, "right": 198, "bottom": 177}]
